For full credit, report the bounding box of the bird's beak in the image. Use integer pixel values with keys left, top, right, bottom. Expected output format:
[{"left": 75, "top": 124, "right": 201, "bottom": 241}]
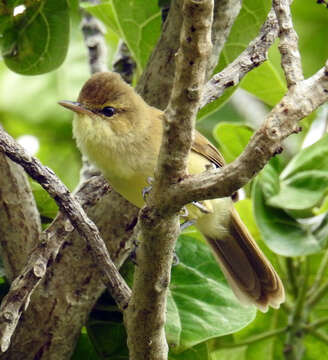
[{"left": 58, "top": 100, "right": 94, "bottom": 117}]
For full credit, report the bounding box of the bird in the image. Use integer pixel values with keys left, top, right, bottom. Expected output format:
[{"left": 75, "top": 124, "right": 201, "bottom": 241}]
[{"left": 59, "top": 71, "right": 285, "bottom": 312}]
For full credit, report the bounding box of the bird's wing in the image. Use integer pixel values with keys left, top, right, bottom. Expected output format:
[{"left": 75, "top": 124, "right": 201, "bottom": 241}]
[{"left": 191, "top": 130, "right": 225, "bottom": 168}]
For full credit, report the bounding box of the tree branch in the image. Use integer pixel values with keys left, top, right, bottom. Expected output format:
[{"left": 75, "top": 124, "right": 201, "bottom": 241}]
[
  {"left": 307, "top": 250, "right": 328, "bottom": 298},
  {"left": 201, "top": 7, "right": 279, "bottom": 107},
  {"left": 207, "top": 0, "right": 241, "bottom": 77},
  {"left": 0, "top": 129, "right": 132, "bottom": 351},
  {"left": 0, "top": 153, "right": 41, "bottom": 281},
  {"left": 81, "top": 0, "right": 108, "bottom": 74},
  {"left": 124, "top": 1, "right": 214, "bottom": 359},
  {"left": 0, "top": 179, "right": 138, "bottom": 359},
  {"left": 137, "top": 0, "right": 241, "bottom": 109},
  {"left": 273, "top": 0, "right": 303, "bottom": 87},
  {"left": 168, "top": 61, "right": 328, "bottom": 210}
]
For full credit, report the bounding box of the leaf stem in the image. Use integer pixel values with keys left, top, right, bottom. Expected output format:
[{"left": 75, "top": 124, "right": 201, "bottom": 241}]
[
  {"left": 307, "top": 250, "right": 328, "bottom": 298},
  {"left": 307, "top": 329, "right": 328, "bottom": 345},
  {"left": 219, "top": 327, "right": 288, "bottom": 348},
  {"left": 284, "top": 257, "right": 310, "bottom": 360},
  {"left": 306, "top": 280, "right": 328, "bottom": 308},
  {"left": 286, "top": 257, "right": 298, "bottom": 298},
  {"left": 304, "top": 316, "right": 328, "bottom": 331}
]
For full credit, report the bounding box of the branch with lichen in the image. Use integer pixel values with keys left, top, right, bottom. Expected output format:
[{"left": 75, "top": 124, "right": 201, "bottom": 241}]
[
  {"left": 201, "top": 6, "right": 279, "bottom": 107},
  {"left": 273, "top": 0, "right": 303, "bottom": 87},
  {"left": 0, "top": 178, "right": 138, "bottom": 360},
  {"left": 0, "top": 129, "right": 132, "bottom": 352},
  {"left": 124, "top": 1, "right": 214, "bottom": 360},
  {"left": 167, "top": 61, "right": 328, "bottom": 209}
]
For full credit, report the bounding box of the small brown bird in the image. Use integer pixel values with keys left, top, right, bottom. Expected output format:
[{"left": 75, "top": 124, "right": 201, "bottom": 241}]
[{"left": 59, "top": 72, "right": 285, "bottom": 312}]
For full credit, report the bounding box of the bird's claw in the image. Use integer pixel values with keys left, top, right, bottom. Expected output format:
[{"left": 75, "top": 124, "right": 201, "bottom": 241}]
[
  {"left": 180, "top": 219, "right": 196, "bottom": 232},
  {"left": 172, "top": 251, "right": 180, "bottom": 266},
  {"left": 142, "top": 177, "right": 154, "bottom": 200}
]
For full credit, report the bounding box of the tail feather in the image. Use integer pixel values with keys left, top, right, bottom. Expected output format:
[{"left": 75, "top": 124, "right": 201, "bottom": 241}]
[{"left": 196, "top": 202, "right": 285, "bottom": 312}]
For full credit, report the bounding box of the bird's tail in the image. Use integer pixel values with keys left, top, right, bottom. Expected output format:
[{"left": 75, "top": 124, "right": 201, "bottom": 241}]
[{"left": 196, "top": 200, "right": 285, "bottom": 312}]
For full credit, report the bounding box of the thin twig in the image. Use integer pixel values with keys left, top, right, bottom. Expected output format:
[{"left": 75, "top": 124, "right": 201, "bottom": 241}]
[
  {"left": 113, "top": 41, "right": 136, "bottom": 84},
  {"left": 286, "top": 257, "right": 298, "bottom": 298},
  {"left": 307, "top": 280, "right": 328, "bottom": 308},
  {"left": 81, "top": 0, "right": 108, "bottom": 74},
  {"left": 219, "top": 327, "right": 288, "bottom": 348},
  {"left": 304, "top": 316, "right": 328, "bottom": 332},
  {"left": 284, "top": 258, "right": 310, "bottom": 360},
  {"left": 307, "top": 250, "right": 328, "bottom": 298},
  {"left": 273, "top": 0, "right": 303, "bottom": 87},
  {"left": 207, "top": 0, "right": 242, "bottom": 77},
  {"left": 201, "top": 7, "right": 279, "bottom": 108}
]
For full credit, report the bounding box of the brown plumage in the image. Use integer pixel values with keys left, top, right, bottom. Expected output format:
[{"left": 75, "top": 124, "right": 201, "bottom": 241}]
[{"left": 59, "top": 71, "right": 285, "bottom": 312}]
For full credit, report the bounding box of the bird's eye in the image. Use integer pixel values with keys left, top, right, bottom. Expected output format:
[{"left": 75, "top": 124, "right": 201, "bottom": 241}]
[{"left": 101, "top": 106, "right": 116, "bottom": 117}]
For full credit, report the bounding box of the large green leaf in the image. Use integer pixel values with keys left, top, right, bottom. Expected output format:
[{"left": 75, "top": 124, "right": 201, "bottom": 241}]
[
  {"left": 213, "top": 123, "right": 253, "bottom": 163},
  {"left": 240, "top": 47, "right": 287, "bottom": 106},
  {"left": 211, "top": 310, "right": 286, "bottom": 360},
  {"left": 265, "top": 135, "right": 328, "bottom": 217},
  {"left": 292, "top": 0, "right": 328, "bottom": 78},
  {"left": 1, "top": 0, "right": 70, "bottom": 75},
  {"left": 253, "top": 166, "right": 327, "bottom": 257},
  {"left": 86, "top": 234, "right": 256, "bottom": 358},
  {"left": 281, "top": 134, "right": 328, "bottom": 180},
  {"left": 167, "top": 235, "right": 256, "bottom": 353},
  {"left": 268, "top": 171, "right": 328, "bottom": 215},
  {"left": 83, "top": 0, "right": 161, "bottom": 73}
]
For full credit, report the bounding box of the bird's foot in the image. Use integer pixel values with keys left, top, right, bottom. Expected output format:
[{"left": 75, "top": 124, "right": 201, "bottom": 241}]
[
  {"left": 180, "top": 219, "right": 196, "bottom": 232},
  {"left": 142, "top": 177, "right": 154, "bottom": 200}
]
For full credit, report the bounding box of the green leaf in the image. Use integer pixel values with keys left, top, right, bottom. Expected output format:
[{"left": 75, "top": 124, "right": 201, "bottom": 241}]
[
  {"left": 72, "top": 330, "right": 102, "bottom": 360},
  {"left": 292, "top": 0, "right": 328, "bottom": 78},
  {"left": 167, "top": 235, "right": 256, "bottom": 353},
  {"left": 253, "top": 167, "right": 325, "bottom": 257},
  {"left": 86, "top": 234, "right": 255, "bottom": 357},
  {"left": 268, "top": 171, "right": 328, "bottom": 215},
  {"left": 1, "top": 0, "right": 70, "bottom": 75},
  {"left": 240, "top": 46, "right": 287, "bottom": 106},
  {"left": 213, "top": 123, "right": 253, "bottom": 163},
  {"left": 83, "top": 0, "right": 161, "bottom": 74},
  {"left": 281, "top": 134, "right": 328, "bottom": 180},
  {"left": 31, "top": 181, "right": 58, "bottom": 223},
  {"left": 264, "top": 135, "right": 328, "bottom": 218},
  {"left": 200, "top": 0, "right": 271, "bottom": 118},
  {"left": 87, "top": 320, "right": 129, "bottom": 360},
  {"left": 169, "top": 342, "right": 211, "bottom": 360}
]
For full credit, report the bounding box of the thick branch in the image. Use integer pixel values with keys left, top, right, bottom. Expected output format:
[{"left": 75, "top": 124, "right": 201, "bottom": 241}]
[
  {"left": 0, "top": 129, "right": 131, "bottom": 351},
  {"left": 136, "top": 0, "right": 183, "bottom": 109},
  {"left": 137, "top": 0, "right": 240, "bottom": 109},
  {"left": 124, "top": 1, "right": 214, "bottom": 359},
  {"left": 170, "top": 61, "right": 328, "bottom": 208},
  {"left": 0, "top": 179, "right": 138, "bottom": 359},
  {"left": 0, "top": 153, "right": 41, "bottom": 281}
]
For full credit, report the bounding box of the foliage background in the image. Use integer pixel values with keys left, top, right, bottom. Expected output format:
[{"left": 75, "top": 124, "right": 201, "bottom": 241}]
[{"left": 0, "top": 0, "right": 328, "bottom": 359}]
